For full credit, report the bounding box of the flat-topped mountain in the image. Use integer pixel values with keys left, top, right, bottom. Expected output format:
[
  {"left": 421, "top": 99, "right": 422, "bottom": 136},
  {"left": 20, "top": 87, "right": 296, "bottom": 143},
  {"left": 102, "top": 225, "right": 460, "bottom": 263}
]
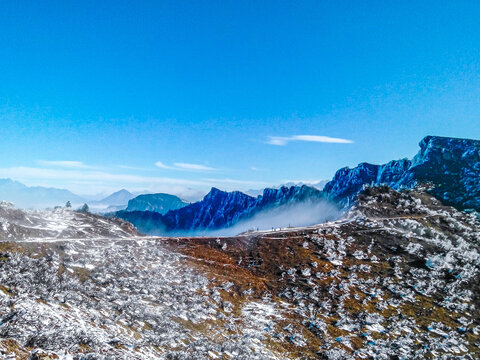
[{"left": 125, "top": 193, "right": 189, "bottom": 214}]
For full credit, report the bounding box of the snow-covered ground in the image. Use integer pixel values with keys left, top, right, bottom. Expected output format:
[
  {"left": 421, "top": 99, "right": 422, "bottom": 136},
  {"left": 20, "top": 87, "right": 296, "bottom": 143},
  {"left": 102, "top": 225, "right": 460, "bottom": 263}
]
[
  {"left": 0, "top": 186, "right": 479, "bottom": 359},
  {"left": 0, "top": 202, "right": 139, "bottom": 240},
  {"left": 0, "top": 237, "right": 286, "bottom": 359}
]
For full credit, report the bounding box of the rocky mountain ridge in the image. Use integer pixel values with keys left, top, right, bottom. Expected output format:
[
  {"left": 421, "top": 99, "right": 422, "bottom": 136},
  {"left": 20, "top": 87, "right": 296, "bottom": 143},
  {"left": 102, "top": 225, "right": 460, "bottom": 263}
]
[
  {"left": 323, "top": 136, "right": 480, "bottom": 211},
  {"left": 117, "top": 185, "right": 330, "bottom": 235},
  {"left": 116, "top": 136, "right": 479, "bottom": 235}
]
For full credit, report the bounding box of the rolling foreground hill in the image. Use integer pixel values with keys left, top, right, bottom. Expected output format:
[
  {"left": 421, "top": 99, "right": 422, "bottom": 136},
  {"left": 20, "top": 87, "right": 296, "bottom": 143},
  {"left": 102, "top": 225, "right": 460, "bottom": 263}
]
[
  {"left": 0, "top": 186, "right": 479, "bottom": 359},
  {"left": 0, "top": 201, "right": 140, "bottom": 240}
]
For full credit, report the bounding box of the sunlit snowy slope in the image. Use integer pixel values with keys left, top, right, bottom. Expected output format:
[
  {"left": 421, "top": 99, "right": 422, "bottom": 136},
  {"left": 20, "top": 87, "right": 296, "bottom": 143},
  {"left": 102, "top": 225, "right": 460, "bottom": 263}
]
[{"left": 0, "top": 201, "right": 139, "bottom": 240}]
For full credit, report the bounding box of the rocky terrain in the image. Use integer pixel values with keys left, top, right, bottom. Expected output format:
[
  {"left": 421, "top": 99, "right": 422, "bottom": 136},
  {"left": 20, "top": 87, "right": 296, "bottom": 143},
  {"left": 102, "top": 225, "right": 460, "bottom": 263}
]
[
  {"left": 1, "top": 186, "right": 479, "bottom": 359},
  {"left": 0, "top": 201, "right": 140, "bottom": 240}
]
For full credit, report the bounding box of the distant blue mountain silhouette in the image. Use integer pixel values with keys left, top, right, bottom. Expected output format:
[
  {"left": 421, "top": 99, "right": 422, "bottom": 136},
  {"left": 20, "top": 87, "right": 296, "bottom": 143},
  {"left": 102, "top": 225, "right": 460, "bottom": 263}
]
[{"left": 0, "top": 178, "right": 85, "bottom": 209}]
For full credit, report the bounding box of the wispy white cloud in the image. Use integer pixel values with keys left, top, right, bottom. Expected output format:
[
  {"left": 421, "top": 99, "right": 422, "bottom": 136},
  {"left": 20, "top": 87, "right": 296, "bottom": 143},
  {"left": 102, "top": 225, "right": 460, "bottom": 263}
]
[
  {"left": 155, "top": 161, "right": 218, "bottom": 172},
  {"left": 173, "top": 162, "right": 216, "bottom": 171},
  {"left": 282, "top": 179, "right": 324, "bottom": 185},
  {"left": 37, "top": 160, "right": 95, "bottom": 169},
  {"left": 0, "top": 166, "right": 203, "bottom": 186},
  {"left": 266, "top": 135, "right": 353, "bottom": 146},
  {"left": 118, "top": 165, "right": 153, "bottom": 171},
  {"left": 201, "top": 177, "right": 269, "bottom": 186},
  {"left": 250, "top": 166, "right": 269, "bottom": 172},
  {"left": 154, "top": 161, "right": 173, "bottom": 169}
]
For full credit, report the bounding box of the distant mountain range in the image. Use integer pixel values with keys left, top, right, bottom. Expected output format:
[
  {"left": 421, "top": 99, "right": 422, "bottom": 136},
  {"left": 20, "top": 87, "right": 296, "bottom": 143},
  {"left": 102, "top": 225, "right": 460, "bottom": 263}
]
[
  {"left": 2, "top": 135, "right": 478, "bottom": 234},
  {"left": 0, "top": 178, "right": 85, "bottom": 209},
  {"left": 87, "top": 189, "right": 136, "bottom": 212},
  {"left": 0, "top": 177, "right": 329, "bottom": 215},
  {"left": 0, "top": 180, "right": 140, "bottom": 211},
  {"left": 116, "top": 135, "right": 480, "bottom": 235},
  {"left": 90, "top": 189, "right": 136, "bottom": 206}
]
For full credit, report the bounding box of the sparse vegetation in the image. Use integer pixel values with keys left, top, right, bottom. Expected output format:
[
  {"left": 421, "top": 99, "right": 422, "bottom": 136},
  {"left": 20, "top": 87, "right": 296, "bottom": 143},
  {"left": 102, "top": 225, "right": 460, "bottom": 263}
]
[{"left": 0, "top": 186, "right": 479, "bottom": 359}]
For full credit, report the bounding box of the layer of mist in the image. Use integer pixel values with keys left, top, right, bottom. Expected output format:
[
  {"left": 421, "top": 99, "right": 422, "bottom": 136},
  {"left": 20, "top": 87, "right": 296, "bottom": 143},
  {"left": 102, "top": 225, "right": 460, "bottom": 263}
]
[{"left": 163, "top": 199, "right": 342, "bottom": 237}]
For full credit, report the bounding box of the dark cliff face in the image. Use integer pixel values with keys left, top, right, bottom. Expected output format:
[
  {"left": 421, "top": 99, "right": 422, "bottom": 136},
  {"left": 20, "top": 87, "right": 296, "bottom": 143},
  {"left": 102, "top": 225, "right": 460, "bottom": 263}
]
[
  {"left": 161, "top": 186, "right": 327, "bottom": 232},
  {"left": 323, "top": 159, "right": 412, "bottom": 207},
  {"left": 160, "top": 188, "right": 257, "bottom": 231},
  {"left": 257, "top": 185, "right": 325, "bottom": 207},
  {"left": 323, "top": 163, "right": 380, "bottom": 207},
  {"left": 408, "top": 136, "right": 480, "bottom": 210},
  {"left": 324, "top": 136, "right": 480, "bottom": 211}
]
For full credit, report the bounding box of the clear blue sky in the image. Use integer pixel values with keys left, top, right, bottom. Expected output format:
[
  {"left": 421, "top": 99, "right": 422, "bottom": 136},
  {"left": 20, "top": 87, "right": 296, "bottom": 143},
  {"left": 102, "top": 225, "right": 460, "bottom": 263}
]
[{"left": 0, "top": 1, "right": 479, "bottom": 198}]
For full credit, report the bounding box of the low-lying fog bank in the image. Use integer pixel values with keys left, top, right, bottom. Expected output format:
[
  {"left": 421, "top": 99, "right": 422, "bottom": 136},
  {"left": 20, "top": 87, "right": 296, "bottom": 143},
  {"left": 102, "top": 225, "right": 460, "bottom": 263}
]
[{"left": 163, "top": 199, "right": 343, "bottom": 237}]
